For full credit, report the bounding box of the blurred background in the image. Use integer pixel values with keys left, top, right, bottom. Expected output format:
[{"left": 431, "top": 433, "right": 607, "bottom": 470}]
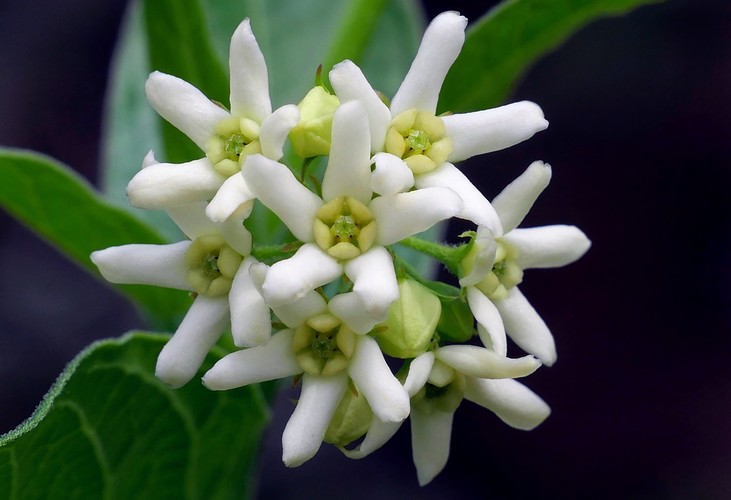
[{"left": 0, "top": 0, "right": 729, "bottom": 498}]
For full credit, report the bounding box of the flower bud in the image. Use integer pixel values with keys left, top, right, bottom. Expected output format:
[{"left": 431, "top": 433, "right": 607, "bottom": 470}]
[
  {"left": 324, "top": 383, "right": 373, "bottom": 447},
  {"left": 289, "top": 86, "right": 340, "bottom": 158},
  {"left": 375, "top": 279, "right": 441, "bottom": 359}
]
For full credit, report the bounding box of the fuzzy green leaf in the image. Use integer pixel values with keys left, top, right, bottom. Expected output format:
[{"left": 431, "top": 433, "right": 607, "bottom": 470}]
[
  {"left": 0, "top": 149, "right": 189, "bottom": 329},
  {"left": 0, "top": 332, "right": 271, "bottom": 500},
  {"left": 439, "top": 0, "right": 663, "bottom": 113}
]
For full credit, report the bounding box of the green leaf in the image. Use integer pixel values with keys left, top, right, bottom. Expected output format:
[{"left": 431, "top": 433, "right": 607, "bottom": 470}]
[
  {"left": 0, "top": 332, "right": 271, "bottom": 500},
  {"left": 0, "top": 148, "right": 190, "bottom": 329},
  {"left": 439, "top": 0, "right": 663, "bottom": 113}
]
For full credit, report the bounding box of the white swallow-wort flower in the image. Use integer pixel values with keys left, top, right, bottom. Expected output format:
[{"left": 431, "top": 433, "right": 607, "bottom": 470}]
[
  {"left": 126, "top": 18, "right": 298, "bottom": 223},
  {"left": 91, "top": 191, "right": 271, "bottom": 388},
  {"left": 460, "top": 161, "right": 591, "bottom": 366},
  {"left": 202, "top": 264, "right": 410, "bottom": 467},
  {"left": 342, "top": 346, "right": 548, "bottom": 486},
  {"left": 329, "top": 11, "right": 548, "bottom": 235},
  {"left": 242, "top": 100, "right": 463, "bottom": 332}
]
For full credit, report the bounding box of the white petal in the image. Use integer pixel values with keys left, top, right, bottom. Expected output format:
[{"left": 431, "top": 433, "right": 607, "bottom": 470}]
[
  {"left": 217, "top": 202, "right": 254, "bottom": 256},
  {"left": 415, "top": 163, "right": 502, "bottom": 234},
  {"left": 390, "top": 11, "right": 467, "bottom": 115},
  {"left": 344, "top": 247, "right": 399, "bottom": 317},
  {"left": 262, "top": 243, "right": 342, "bottom": 307},
  {"left": 145, "top": 71, "right": 229, "bottom": 150},
  {"left": 205, "top": 174, "right": 255, "bottom": 223},
  {"left": 329, "top": 60, "right": 391, "bottom": 152},
  {"left": 466, "top": 287, "right": 507, "bottom": 356},
  {"left": 259, "top": 104, "right": 299, "bottom": 160},
  {"left": 282, "top": 372, "right": 349, "bottom": 467},
  {"left": 242, "top": 154, "right": 322, "bottom": 242},
  {"left": 464, "top": 378, "right": 551, "bottom": 431},
  {"left": 155, "top": 295, "right": 229, "bottom": 388},
  {"left": 371, "top": 187, "right": 462, "bottom": 245},
  {"left": 202, "top": 330, "right": 301, "bottom": 389},
  {"left": 126, "top": 158, "right": 225, "bottom": 210},
  {"left": 370, "top": 153, "right": 414, "bottom": 196},
  {"left": 404, "top": 352, "right": 435, "bottom": 397},
  {"left": 348, "top": 336, "right": 410, "bottom": 422},
  {"left": 411, "top": 406, "right": 454, "bottom": 486},
  {"left": 340, "top": 418, "right": 403, "bottom": 460},
  {"left": 458, "top": 230, "right": 496, "bottom": 288},
  {"left": 166, "top": 201, "right": 217, "bottom": 240},
  {"left": 229, "top": 257, "right": 271, "bottom": 347},
  {"left": 228, "top": 18, "right": 271, "bottom": 123},
  {"left": 141, "top": 150, "right": 158, "bottom": 168},
  {"left": 91, "top": 241, "right": 191, "bottom": 290},
  {"left": 322, "top": 101, "right": 373, "bottom": 205},
  {"left": 494, "top": 287, "right": 557, "bottom": 366},
  {"left": 502, "top": 225, "right": 591, "bottom": 269},
  {"left": 495, "top": 287, "right": 556, "bottom": 366},
  {"left": 492, "top": 161, "right": 552, "bottom": 233},
  {"left": 328, "top": 293, "right": 380, "bottom": 335},
  {"left": 443, "top": 101, "right": 549, "bottom": 163},
  {"left": 436, "top": 345, "right": 540, "bottom": 379}
]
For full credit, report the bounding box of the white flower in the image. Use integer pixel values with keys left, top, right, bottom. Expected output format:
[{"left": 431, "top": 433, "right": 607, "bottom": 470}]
[
  {"left": 202, "top": 270, "right": 410, "bottom": 467},
  {"left": 241, "top": 100, "right": 463, "bottom": 330},
  {"left": 329, "top": 11, "right": 549, "bottom": 235},
  {"left": 126, "top": 19, "right": 298, "bottom": 223},
  {"left": 460, "top": 161, "right": 591, "bottom": 366},
  {"left": 342, "top": 346, "right": 548, "bottom": 486},
  {"left": 91, "top": 193, "right": 270, "bottom": 388}
]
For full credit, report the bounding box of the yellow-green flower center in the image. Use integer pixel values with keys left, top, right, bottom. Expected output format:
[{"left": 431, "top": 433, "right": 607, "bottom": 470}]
[
  {"left": 313, "top": 196, "right": 378, "bottom": 260},
  {"left": 412, "top": 359, "right": 465, "bottom": 414},
  {"left": 185, "top": 234, "right": 243, "bottom": 296},
  {"left": 384, "top": 109, "right": 453, "bottom": 175},
  {"left": 206, "top": 116, "right": 262, "bottom": 177},
  {"left": 471, "top": 240, "right": 524, "bottom": 300},
  {"left": 293, "top": 313, "right": 356, "bottom": 376}
]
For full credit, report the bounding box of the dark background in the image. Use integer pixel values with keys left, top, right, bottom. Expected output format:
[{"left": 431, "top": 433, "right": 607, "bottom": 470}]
[{"left": 1, "top": 0, "right": 729, "bottom": 498}]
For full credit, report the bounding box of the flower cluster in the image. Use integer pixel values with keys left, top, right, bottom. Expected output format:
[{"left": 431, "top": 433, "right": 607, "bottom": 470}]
[{"left": 91, "top": 12, "right": 589, "bottom": 485}]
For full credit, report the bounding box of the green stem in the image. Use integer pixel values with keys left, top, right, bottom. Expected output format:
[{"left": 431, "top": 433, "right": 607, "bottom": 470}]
[
  {"left": 251, "top": 243, "right": 297, "bottom": 263},
  {"left": 397, "top": 236, "right": 470, "bottom": 276}
]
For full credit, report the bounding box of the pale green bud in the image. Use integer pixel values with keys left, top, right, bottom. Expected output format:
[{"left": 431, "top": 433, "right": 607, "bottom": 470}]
[
  {"left": 375, "top": 279, "right": 441, "bottom": 359},
  {"left": 289, "top": 86, "right": 340, "bottom": 158},
  {"left": 324, "top": 382, "right": 373, "bottom": 447}
]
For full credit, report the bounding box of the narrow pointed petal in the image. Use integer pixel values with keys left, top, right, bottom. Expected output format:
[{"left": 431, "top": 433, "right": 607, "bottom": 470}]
[
  {"left": 341, "top": 418, "right": 403, "bottom": 459},
  {"left": 218, "top": 202, "right": 254, "bottom": 256},
  {"left": 230, "top": 257, "right": 271, "bottom": 347},
  {"left": 205, "top": 174, "right": 255, "bottom": 223},
  {"left": 330, "top": 60, "right": 391, "bottom": 152},
  {"left": 91, "top": 241, "right": 191, "bottom": 290},
  {"left": 502, "top": 225, "right": 591, "bottom": 269},
  {"left": 282, "top": 373, "right": 349, "bottom": 467},
  {"left": 411, "top": 407, "right": 454, "bottom": 486},
  {"left": 242, "top": 154, "right": 322, "bottom": 242},
  {"left": 415, "top": 162, "right": 502, "bottom": 233},
  {"left": 371, "top": 153, "right": 414, "bottom": 196},
  {"left": 322, "top": 101, "right": 373, "bottom": 204},
  {"left": 391, "top": 11, "right": 467, "bottom": 115},
  {"left": 371, "top": 187, "right": 462, "bottom": 245},
  {"left": 145, "top": 71, "right": 228, "bottom": 150},
  {"left": 156, "top": 295, "right": 229, "bottom": 388},
  {"left": 127, "top": 158, "right": 225, "bottom": 210},
  {"left": 348, "top": 336, "right": 410, "bottom": 422},
  {"left": 494, "top": 287, "right": 557, "bottom": 366},
  {"left": 404, "top": 352, "right": 435, "bottom": 397},
  {"left": 202, "top": 330, "right": 301, "bottom": 389},
  {"left": 443, "top": 101, "right": 548, "bottom": 163},
  {"left": 465, "top": 378, "right": 551, "bottom": 431},
  {"left": 459, "top": 230, "right": 496, "bottom": 288},
  {"left": 166, "top": 202, "right": 216, "bottom": 240},
  {"left": 327, "top": 292, "right": 380, "bottom": 334},
  {"left": 492, "top": 161, "right": 552, "bottom": 233},
  {"left": 262, "top": 243, "right": 342, "bottom": 307},
  {"left": 344, "top": 247, "right": 399, "bottom": 317},
  {"left": 228, "top": 18, "right": 271, "bottom": 122},
  {"left": 466, "top": 287, "right": 507, "bottom": 356},
  {"left": 259, "top": 104, "right": 299, "bottom": 160},
  {"left": 436, "top": 345, "right": 540, "bottom": 379}
]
